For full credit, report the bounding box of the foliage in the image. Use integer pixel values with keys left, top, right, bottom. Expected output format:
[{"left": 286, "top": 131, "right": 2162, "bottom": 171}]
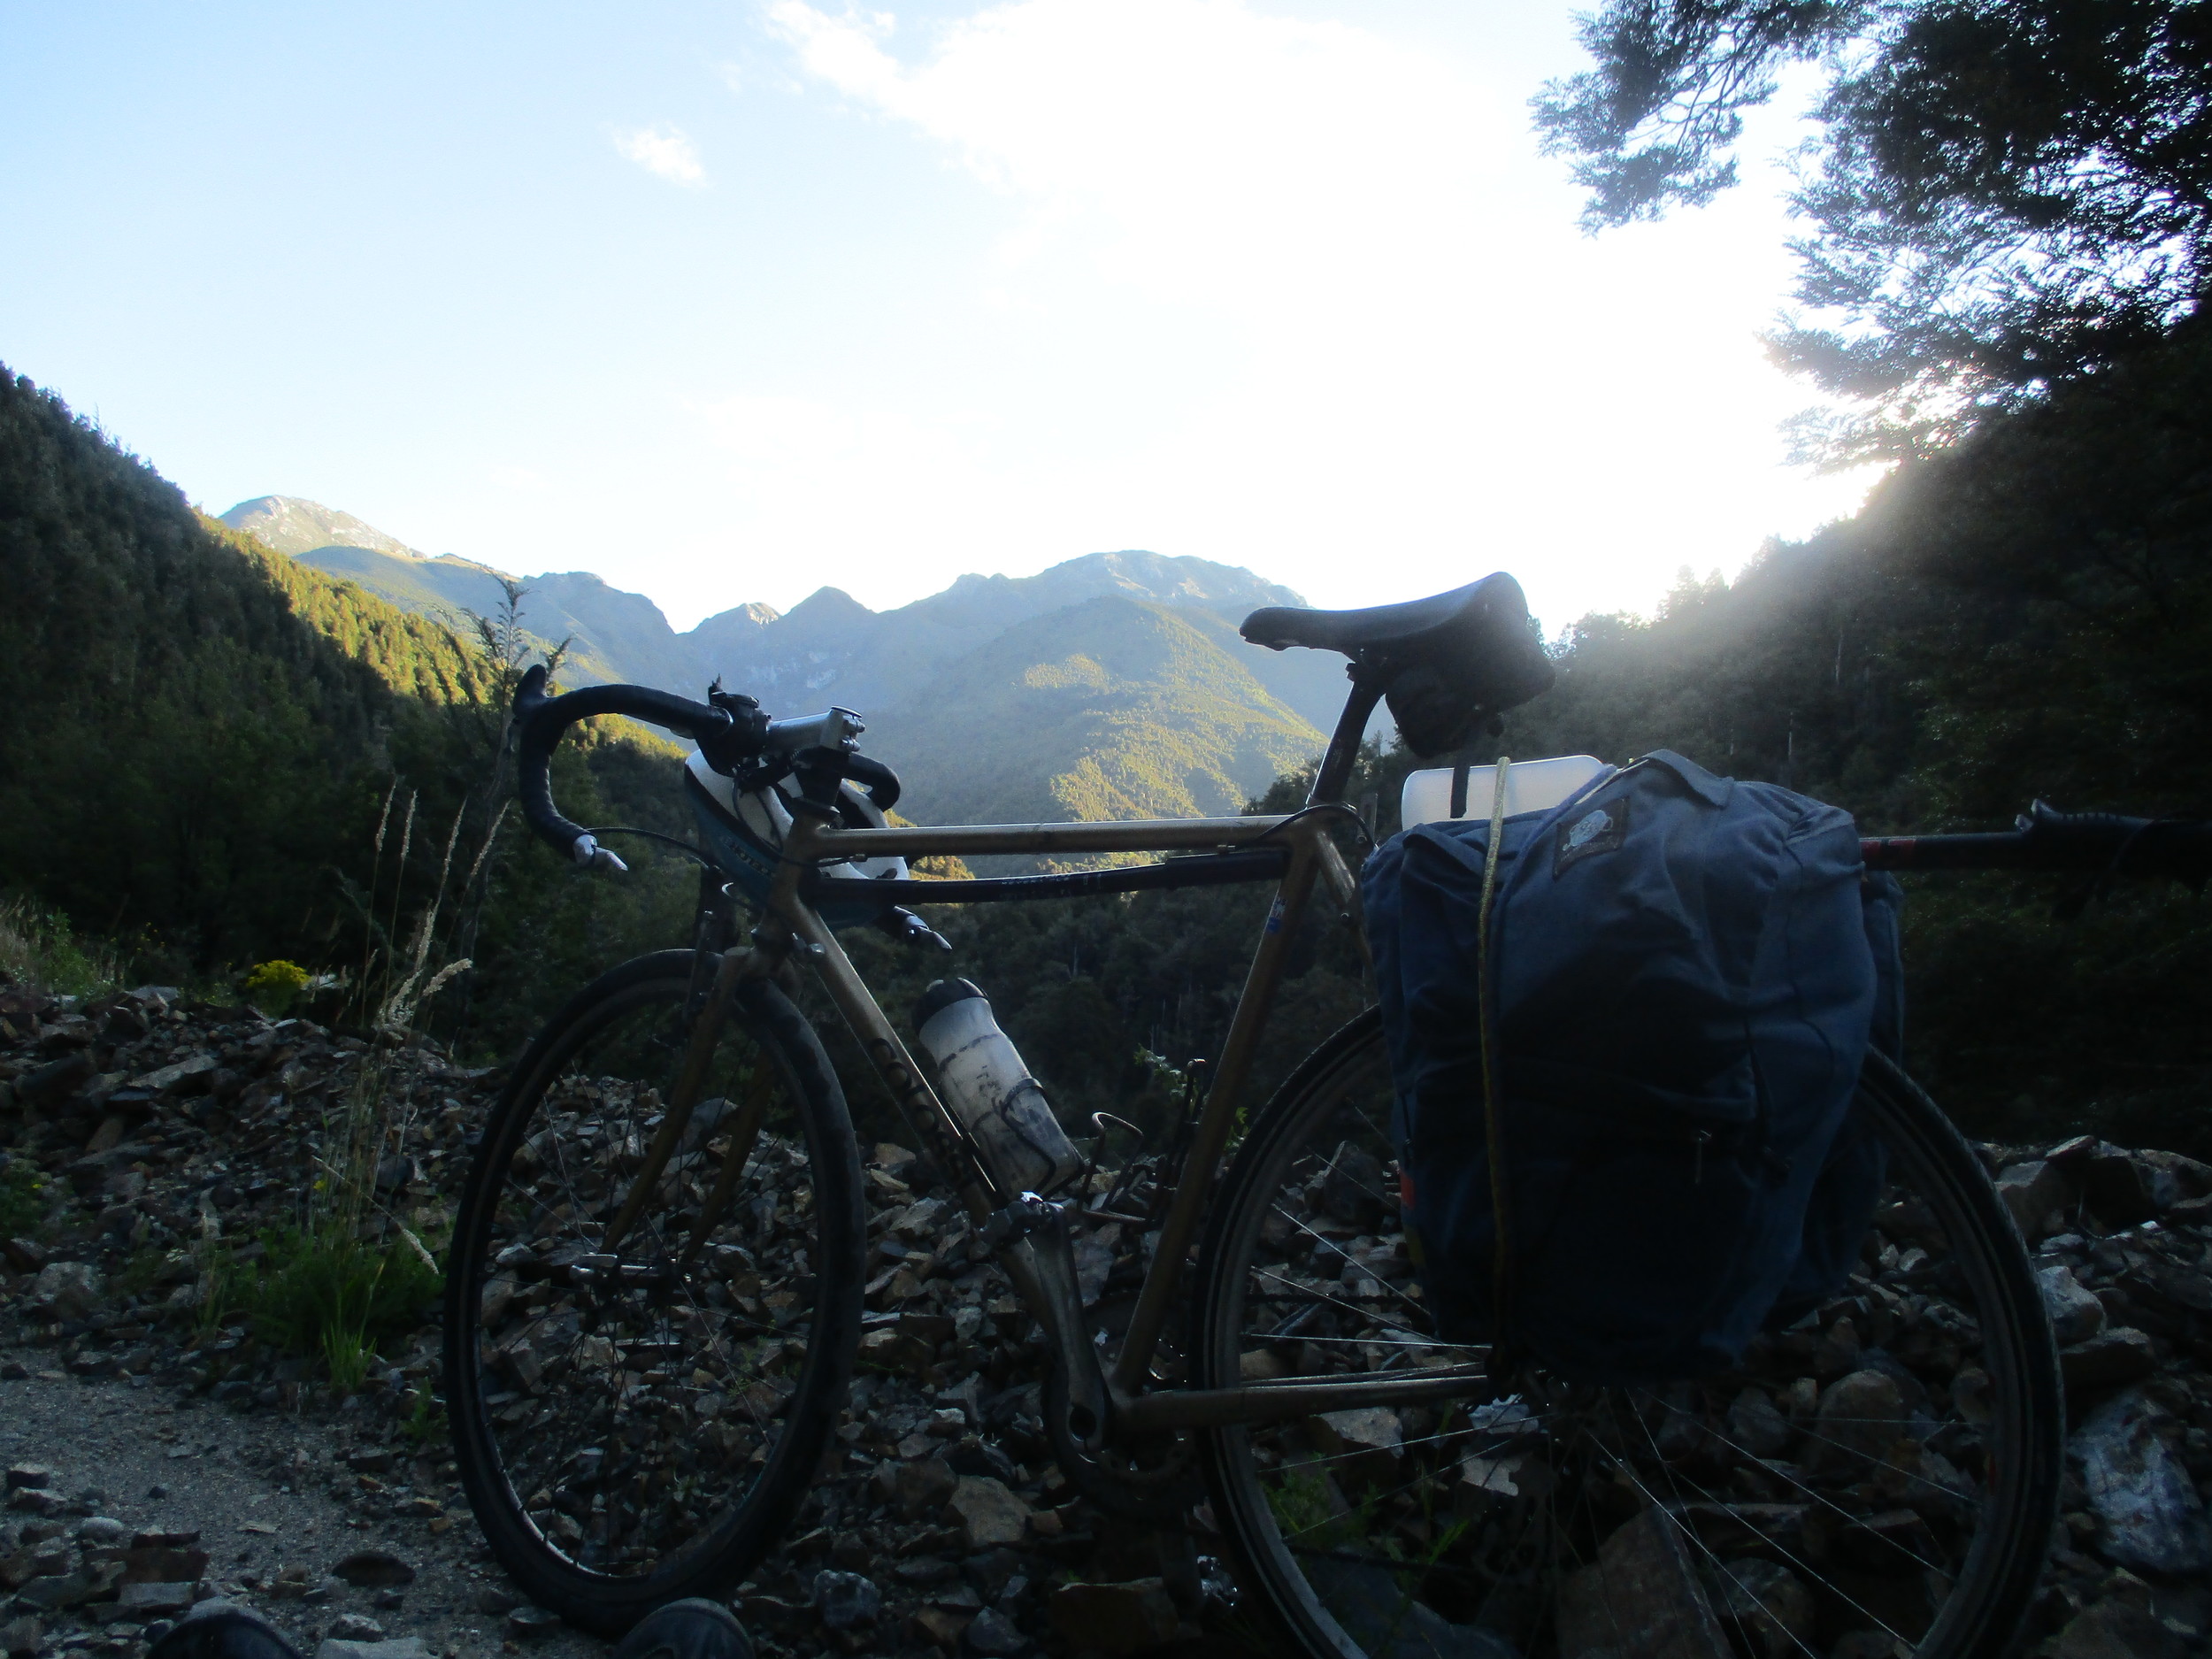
[
  {"left": 0, "top": 364, "right": 698, "bottom": 1058},
  {"left": 0, "top": 1156, "right": 55, "bottom": 1238},
  {"left": 0, "top": 897, "right": 121, "bottom": 999},
  {"left": 1534, "top": 0, "right": 2212, "bottom": 460},
  {"left": 242, "top": 959, "right": 311, "bottom": 1017},
  {"left": 205, "top": 1225, "right": 442, "bottom": 1391}
]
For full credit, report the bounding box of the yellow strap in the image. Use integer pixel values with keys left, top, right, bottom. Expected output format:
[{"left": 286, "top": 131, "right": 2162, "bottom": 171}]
[{"left": 1476, "top": 757, "right": 1513, "bottom": 1340}]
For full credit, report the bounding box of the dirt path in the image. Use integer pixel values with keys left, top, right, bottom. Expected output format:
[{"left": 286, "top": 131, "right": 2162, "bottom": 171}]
[{"left": 0, "top": 1347, "right": 600, "bottom": 1659}]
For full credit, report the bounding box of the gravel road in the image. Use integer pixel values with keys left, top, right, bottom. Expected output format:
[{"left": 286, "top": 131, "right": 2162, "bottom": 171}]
[{"left": 0, "top": 1347, "right": 600, "bottom": 1659}]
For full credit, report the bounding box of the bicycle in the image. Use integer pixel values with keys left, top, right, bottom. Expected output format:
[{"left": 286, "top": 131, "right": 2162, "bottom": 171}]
[{"left": 442, "top": 571, "right": 2212, "bottom": 1657}]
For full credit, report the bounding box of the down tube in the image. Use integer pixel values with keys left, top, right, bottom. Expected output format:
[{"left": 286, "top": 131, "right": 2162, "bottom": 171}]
[{"left": 1111, "top": 836, "right": 1324, "bottom": 1394}]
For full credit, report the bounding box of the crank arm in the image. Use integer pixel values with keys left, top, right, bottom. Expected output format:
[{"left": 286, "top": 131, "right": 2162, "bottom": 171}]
[{"left": 996, "top": 1205, "right": 1111, "bottom": 1452}]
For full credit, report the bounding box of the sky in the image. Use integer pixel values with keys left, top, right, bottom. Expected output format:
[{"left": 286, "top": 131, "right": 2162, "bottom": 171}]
[{"left": 0, "top": 0, "right": 1878, "bottom": 636}]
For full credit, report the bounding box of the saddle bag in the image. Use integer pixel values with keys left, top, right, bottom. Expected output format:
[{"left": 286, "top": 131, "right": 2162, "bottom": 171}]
[{"left": 1362, "top": 749, "right": 1903, "bottom": 1380}]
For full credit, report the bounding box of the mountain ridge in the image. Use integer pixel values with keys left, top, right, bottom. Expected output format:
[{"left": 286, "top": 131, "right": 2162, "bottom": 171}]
[{"left": 218, "top": 495, "right": 1350, "bottom": 824}]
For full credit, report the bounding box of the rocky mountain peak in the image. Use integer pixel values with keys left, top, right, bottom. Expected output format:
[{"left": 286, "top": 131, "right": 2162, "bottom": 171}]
[{"left": 219, "top": 496, "right": 421, "bottom": 562}]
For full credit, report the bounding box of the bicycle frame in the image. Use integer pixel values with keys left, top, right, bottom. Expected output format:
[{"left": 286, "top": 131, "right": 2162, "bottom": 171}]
[{"left": 690, "top": 802, "right": 1486, "bottom": 1447}]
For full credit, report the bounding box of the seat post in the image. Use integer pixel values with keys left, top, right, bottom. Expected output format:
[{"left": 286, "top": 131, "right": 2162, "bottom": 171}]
[{"left": 1308, "top": 666, "right": 1386, "bottom": 807}]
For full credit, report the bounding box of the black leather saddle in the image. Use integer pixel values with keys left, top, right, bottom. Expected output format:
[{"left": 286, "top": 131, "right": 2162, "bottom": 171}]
[{"left": 1240, "top": 572, "right": 1555, "bottom": 755}]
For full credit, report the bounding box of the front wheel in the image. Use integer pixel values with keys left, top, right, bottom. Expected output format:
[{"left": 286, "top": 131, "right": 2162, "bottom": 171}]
[
  {"left": 1193, "top": 1008, "right": 2060, "bottom": 1659},
  {"left": 443, "top": 950, "right": 865, "bottom": 1633}
]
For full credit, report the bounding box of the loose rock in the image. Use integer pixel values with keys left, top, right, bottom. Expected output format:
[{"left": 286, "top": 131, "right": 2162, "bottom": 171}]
[{"left": 2074, "top": 1388, "right": 2212, "bottom": 1576}]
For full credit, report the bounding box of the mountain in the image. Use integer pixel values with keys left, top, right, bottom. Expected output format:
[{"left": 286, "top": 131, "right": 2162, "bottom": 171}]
[
  {"left": 221, "top": 495, "right": 424, "bottom": 560},
  {"left": 219, "top": 496, "right": 1356, "bottom": 823},
  {"left": 867, "top": 596, "right": 1323, "bottom": 826}
]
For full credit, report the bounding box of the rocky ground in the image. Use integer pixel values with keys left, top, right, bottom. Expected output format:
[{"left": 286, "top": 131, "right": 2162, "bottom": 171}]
[{"left": 4, "top": 982, "right": 2212, "bottom": 1659}]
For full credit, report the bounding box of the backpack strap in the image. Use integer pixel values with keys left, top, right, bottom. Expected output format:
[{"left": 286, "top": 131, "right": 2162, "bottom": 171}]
[
  {"left": 1449, "top": 764, "right": 1471, "bottom": 818},
  {"left": 1476, "top": 757, "right": 1513, "bottom": 1342}
]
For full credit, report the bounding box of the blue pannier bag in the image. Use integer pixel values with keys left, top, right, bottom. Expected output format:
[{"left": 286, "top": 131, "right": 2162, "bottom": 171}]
[{"left": 1362, "top": 749, "right": 1903, "bottom": 1381}]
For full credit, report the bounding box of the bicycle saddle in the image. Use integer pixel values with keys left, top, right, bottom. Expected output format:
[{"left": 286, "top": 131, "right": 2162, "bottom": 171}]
[
  {"left": 1242, "top": 574, "right": 1525, "bottom": 655},
  {"left": 1240, "top": 572, "right": 1556, "bottom": 755}
]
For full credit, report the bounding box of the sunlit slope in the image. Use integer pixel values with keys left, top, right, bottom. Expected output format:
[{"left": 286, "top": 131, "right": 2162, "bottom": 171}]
[{"left": 867, "top": 595, "right": 1324, "bottom": 827}]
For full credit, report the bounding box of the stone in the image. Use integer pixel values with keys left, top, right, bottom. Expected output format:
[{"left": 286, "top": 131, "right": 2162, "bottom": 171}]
[
  {"left": 331, "top": 1550, "right": 415, "bottom": 1588},
  {"left": 28, "top": 1260, "right": 103, "bottom": 1319},
  {"left": 473, "top": 1587, "right": 522, "bottom": 1616},
  {"left": 115, "top": 1583, "right": 196, "bottom": 1618},
  {"left": 963, "top": 1606, "right": 1028, "bottom": 1655},
  {"left": 0, "top": 1617, "right": 39, "bottom": 1658},
  {"left": 812, "top": 1570, "right": 882, "bottom": 1632},
  {"left": 1996, "top": 1160, "right": 2072, "bottom": 1239},
  {"left": 315, "top": 1642, "right": 430, "bottom": 1659},
  {"left": 858, "top": 1326, "right": 934, "bottom": 1377},
  {"left": 13, "top": 1560, "right": 124, "bottom": 1611},
  {"left": 1710, "top": 1557, "right": 1814, "bottom": 1658},
  {"left": 913, "top": 1606, "right": 972, "bottom": 1647},
  {"left": 1, "top": 1239, "right": 46, "bottom": 1273},
  {"left": 131, "top": 1530, "right": 202, "bottom": 1550},
  {"left": 122, "top": 1545, "right": 210, "bottom": 1586},
  {"left": 2047, "top": 1598, "right": 2187, "bottom": 1659},
  {"left": 3, "top": 1465, "right": 53, "bottom": 1491},
  {"left": 1308, "top": 1406, "right": 1403, "bottom": 1489},
  {"left": 1725, "top": 1387, "right": 1793, "bottom": 1458},
  {"left": 947, "top": 1476, "right": 1030, "bottom": 1549},
  {"left": 326, "top": 1615, "right": 386, "bottom": 1641},
  {"left": 135, "top": 1054, "right": 217, "bottom": 1093},
  {"left": 2039, "top": 1263, "right": 2108, "bottom": 1344},
  {"left": 898, "top": 1456, "right": 960, "bottom": 1518},
  {"left": 505, "top": 1606, "right": 562, "bottom": 1640},
  {"left": 1046, "top": 1579, "right": 1180, "bottom": 1654},
  {"left": 2075, "top": 1388, "right": 2212, "bottom": 1575},
  {"left": 2062, "top": 1328, "right": 2159, "bottom": 1392},
  {"left": 1806, "top": 1370, "right": 1908, "bottom": 1475},
  {"left": 2083, "top": 1152, "right": 2175, "bottom": 1226},
  {"left": 1556, "top": 1508, "right": 1729, "bottom": 1659},
  {"left": 76, "top": 1517, "right": 128, "bottom": 1546}
]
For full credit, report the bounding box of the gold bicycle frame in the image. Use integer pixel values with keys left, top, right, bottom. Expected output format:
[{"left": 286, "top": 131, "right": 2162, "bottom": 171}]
[{"left": 733, "top": 803, "right": 1489, "bottom": 1441}]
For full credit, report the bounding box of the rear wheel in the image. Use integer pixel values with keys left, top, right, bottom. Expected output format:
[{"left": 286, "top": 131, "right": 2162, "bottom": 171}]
[
  {"left": 1194, "top": 1009, "right": 2060, "bottom": 1659},
  {"left": 444, "top": 950, "right": 864, "bottom": 1633}
]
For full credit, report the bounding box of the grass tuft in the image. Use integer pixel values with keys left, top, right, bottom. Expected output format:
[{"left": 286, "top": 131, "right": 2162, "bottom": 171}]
[{"left": 201, "top": 1225, "right": 442, "bottom": 1391}]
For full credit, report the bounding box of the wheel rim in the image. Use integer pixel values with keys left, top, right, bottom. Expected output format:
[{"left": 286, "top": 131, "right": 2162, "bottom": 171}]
[
  {"left": 454, "top": 975, "right": 840, "bottom": 1583},
  {"left": 1200, "top": 1018, "right": 2057, "bottom": 1659}
]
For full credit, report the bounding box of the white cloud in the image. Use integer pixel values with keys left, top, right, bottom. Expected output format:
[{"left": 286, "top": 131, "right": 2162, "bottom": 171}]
[
  {"left": 711, "top": 0, "right": 1878, "bottom": 626},
  {"left": 611, "top": 123, "right": 706, "bottom": 186}
]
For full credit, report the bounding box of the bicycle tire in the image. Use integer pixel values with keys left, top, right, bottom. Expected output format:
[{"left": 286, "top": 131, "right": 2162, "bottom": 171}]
[
  {"left": 443, "top": 949, "right": 865, "bottom": 1634},
  {"left": 1193, "top": 1007, "right": 2061, "bottom": 1659}
]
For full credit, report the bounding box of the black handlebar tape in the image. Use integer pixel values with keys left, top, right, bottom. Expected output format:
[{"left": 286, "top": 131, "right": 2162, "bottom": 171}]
[
  {"left": 1861, "top": 802, "right": 2212, "bottom": 882},
  {"left": 843, "top": 752, "right": 902, "bottom": 813},
  {"left": 512, "top": 664, "right": 732, "bottom": 856}
]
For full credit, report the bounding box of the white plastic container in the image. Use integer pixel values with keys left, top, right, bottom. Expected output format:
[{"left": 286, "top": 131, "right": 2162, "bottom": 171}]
[
  {"left": 1400, "top": 755, "right": 1611, "bottom": 829},
  {"left": 914, "top": 979, "right": 1084, "bottom": 1196}
]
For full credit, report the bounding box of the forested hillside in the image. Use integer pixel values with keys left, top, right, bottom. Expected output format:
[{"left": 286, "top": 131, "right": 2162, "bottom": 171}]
[{"left": 0, "top": 366, "right": 700, "bottom": 1051}]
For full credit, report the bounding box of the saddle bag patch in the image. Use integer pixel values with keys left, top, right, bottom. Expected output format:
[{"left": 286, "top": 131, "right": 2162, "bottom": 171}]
[{"left": 1553, "top": 796, "right": 1628, "bottom": 876}]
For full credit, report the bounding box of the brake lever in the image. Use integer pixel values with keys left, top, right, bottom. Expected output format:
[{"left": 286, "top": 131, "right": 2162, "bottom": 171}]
[{"left": 571, "top": 833, "right": 630, "bottom": 875}]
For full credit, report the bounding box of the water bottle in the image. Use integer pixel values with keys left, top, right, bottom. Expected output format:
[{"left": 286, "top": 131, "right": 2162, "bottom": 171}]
[{"left": 913, "top": 979, "right": 1083, "bottom": 1196}]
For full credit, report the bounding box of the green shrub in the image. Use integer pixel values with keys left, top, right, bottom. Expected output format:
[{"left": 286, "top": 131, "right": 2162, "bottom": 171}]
[
  {"left": 0, "top": 898, "right": 119, "bottom": 999},
  {"left": 242, "top": 959, "right": 312, "bottom": 1018},
  {"left": 207, "top": 1226, "right": 442, "bottom": 1390},
  {"left": 0, "top": 1158, "right": 55, "bottom": 1237}
]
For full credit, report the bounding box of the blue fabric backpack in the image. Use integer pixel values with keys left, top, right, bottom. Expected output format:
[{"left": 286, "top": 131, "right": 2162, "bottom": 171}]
[{"left": 1362, "top": 750, "right": 1904, "bottom": 1381}]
